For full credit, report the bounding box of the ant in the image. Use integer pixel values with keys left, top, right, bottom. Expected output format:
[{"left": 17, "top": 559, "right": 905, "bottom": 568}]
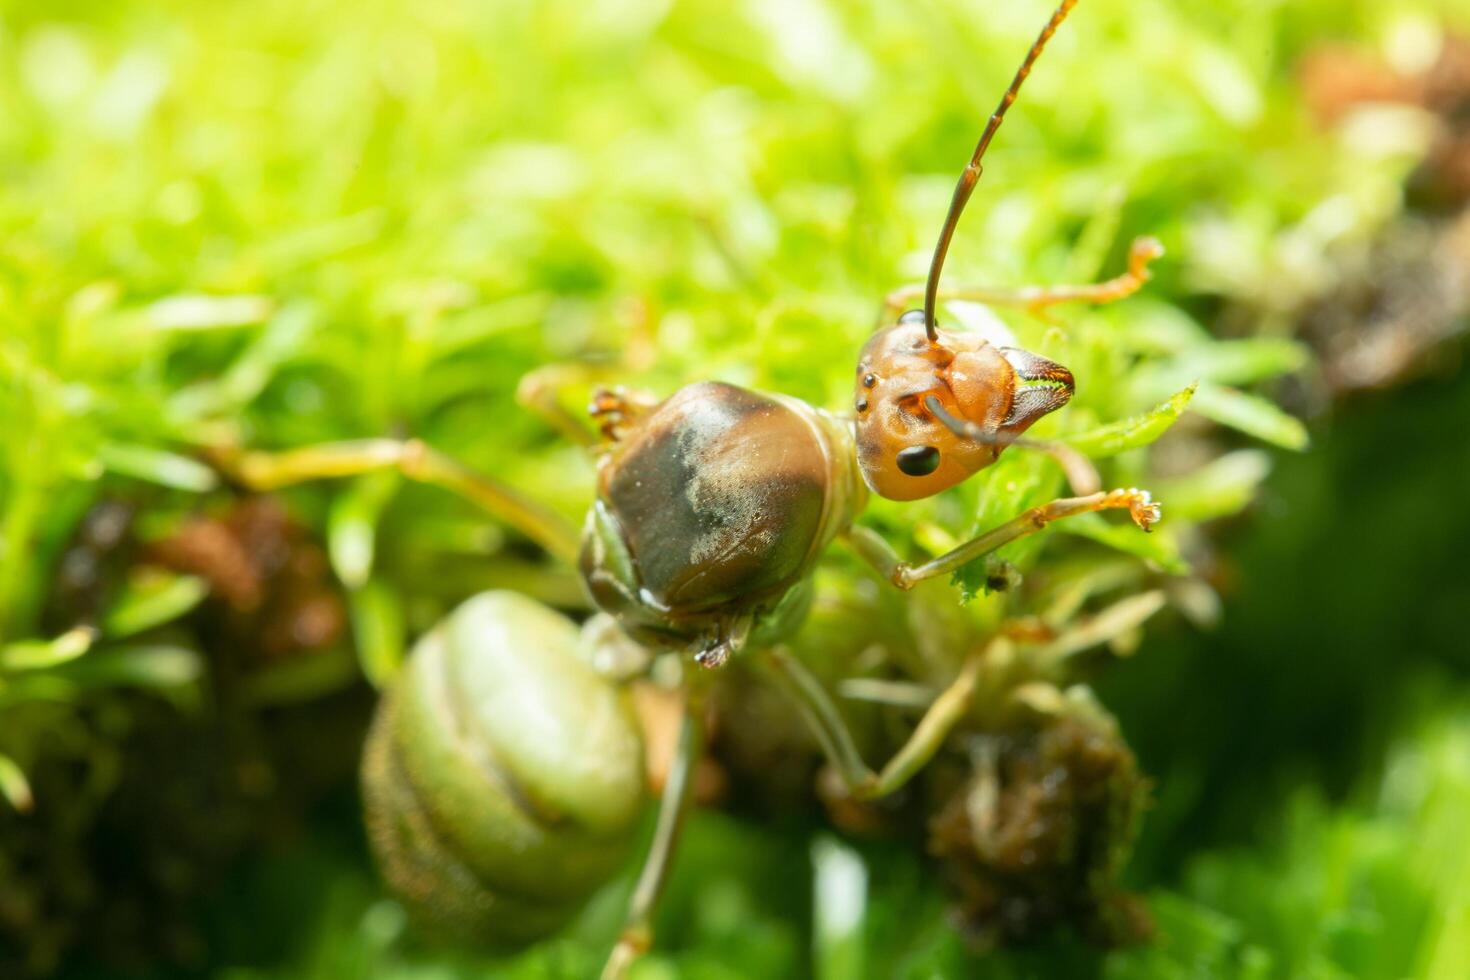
[{"left": 220, "top": 0, "right": 1165, "bottom": 973}]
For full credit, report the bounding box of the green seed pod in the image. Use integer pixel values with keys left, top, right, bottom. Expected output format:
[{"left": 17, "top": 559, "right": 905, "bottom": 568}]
[{"left": 361, "top": 591, "right": 647, "bottom": 947}]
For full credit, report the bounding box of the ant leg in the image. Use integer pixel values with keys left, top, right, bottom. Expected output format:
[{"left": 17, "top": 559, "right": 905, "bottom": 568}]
[
  {"left": 847, "top": 488, "right": 1161, "bottom": 591},
  {"left": 855, "top": 647, "right": 987, "bottom": 799},
  {"left": 762, "top": 647, "right": 873, "bottom": 791},
  {"left": 517, "top": 364, "right": 658, "bottom": 448},
  {"left": 600, "top": 699, "right": 700, "bottom": 980},
  {"left": 516, "top": 363, "right": 603, "bottom": 447},
  {"left": 589, "top": 386, "right": 658, "bottom": 445},
  {"left": 765, "top": 588, "right": 1166, "bottom": 802},
  {"left": 763, "top": 645, "right": 987, "bottom": 801},
  {"left": 213, "top": 439, "right": 580, "bottom": 565},
  {"left": 882, "top": 236, "right": 1163, "bottom": 322},
  {"left": 519, "top": 297, "right": 661, "bottom": 446}
]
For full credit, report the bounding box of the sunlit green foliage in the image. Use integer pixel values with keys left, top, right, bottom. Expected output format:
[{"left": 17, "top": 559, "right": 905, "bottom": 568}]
[{"left": 2, "top": 0, "right": 1469, "bottom": 975}]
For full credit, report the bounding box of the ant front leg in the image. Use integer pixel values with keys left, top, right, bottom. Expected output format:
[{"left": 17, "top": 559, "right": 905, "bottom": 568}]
[
  {"left": 214, "top": 438, "right": 581, "bottom": 565},
  {"left": 881, "top": 236, "right": 1164, "bottom": 323},
  {"left": 847, "top": 488, "right": 1161, "bottom": 591},
  {"left": 516, "top": 363, "right": 604, "bottom": 448},
  {"left": 589, "top": 386, "right": 658, "bottom": 445},
  {"left": 516, "top": 365, "right": 657, "bottom": 448},
  {"left": 517, "top": 297, "right": 660, "bottom": 447}
]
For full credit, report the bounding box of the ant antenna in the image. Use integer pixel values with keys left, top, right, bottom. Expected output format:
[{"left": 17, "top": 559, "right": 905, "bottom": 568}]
[
  {"left": 923, "top": 394, "right": 1100, "bottom": 494},
  {"left": 922, "top": 0, "right": 1081, "bottom": 341}
]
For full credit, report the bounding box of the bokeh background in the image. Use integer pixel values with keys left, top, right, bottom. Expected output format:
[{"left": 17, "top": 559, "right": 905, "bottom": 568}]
[{"left": 2, "top": 0, "right": 1469, "bottom": 977}]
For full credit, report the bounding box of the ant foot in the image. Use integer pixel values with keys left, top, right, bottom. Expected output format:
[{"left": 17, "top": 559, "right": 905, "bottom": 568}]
[
  {"left": 1121, "top": 488, "right": 1161, "bottom": 532},
  {"left": 1129, "top": 236, "right": 1166, "bottom": 278},
  {"left": 694, "top": 642, "right": 730, "bottom": 669}
]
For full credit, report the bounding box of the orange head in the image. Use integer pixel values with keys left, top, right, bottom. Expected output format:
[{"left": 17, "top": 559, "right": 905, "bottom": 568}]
[{"left": 853, "top": 311, "right": 1073, "bottom": 501}]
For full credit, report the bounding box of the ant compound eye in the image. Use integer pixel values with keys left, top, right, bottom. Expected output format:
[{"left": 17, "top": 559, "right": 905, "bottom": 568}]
[
  {"left": 898, "top": 309, "right": 927, "bottom": 326},
  {"left": 896, "top": 445, "right": 941, "bottom": 477}
]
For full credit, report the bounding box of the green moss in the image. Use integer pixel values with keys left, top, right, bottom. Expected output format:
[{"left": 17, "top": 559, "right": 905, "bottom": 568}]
[{"left": 2, "top": 0, "right": 1469, "bottom": 974}]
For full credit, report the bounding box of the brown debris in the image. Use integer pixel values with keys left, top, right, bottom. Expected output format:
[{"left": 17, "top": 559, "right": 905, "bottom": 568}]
[
  {"left": 150, "top": 497, "right": 346, "bottom": 662},
  {"left": 927, "top": 715, "right": 1152, "bottom": 947}
]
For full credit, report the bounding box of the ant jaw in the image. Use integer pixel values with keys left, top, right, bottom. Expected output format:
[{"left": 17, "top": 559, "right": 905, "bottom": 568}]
[{"left": 999, "top": 348, "right": 1074, "bottom": 434}]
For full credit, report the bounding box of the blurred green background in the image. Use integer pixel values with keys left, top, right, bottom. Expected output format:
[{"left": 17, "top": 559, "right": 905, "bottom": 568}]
[{"left": 2, "top": 0, "right": 1469, "bottom": 977}]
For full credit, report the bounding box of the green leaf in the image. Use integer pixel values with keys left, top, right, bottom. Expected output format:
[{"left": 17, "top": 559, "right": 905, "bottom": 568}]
[
  {"left": 813, "top": 834, "right": 867, "bottom": 980},
  {"left": 240, "top": 646, "right": 360, "bottom": 707},
  {"left": 96, "top": 442, "right": 219, "bottom": 492},
  {"left": 167, "top": 303, "right": 316, "bottom": 420},
  {"left": 1058, "top": 513, "right": 1191, "bottom": 574},
  {"left": 58, "top": 645, "right": 204, "bottom": 691},
  {"left": 103, "top": 572, "right": 210, "bottom": 638},
  {"left": 328, "top": 472, "right": 400, "bottom": 588},
  {"left": 0, "top": 627, "right": 95, "bottom": 671},
  {"left": 1066, "top": 384, "right": 1197, "bottom": 459},
  {"left": 1192, "top": 383, "right": 1310, "bottom": 450},
  {"left": 1154, "top": 450, "right": 1273, "bottom": 522},
  {"left": 0, "top": 754, "right": 34, "bottom": 813},
  {"left": 1135, "top": 337, "right": 1312, "bottom": 397},
  {"left": 143, "top": 293, "right": 274, "bottom": 332},
  {"left": 349, "top": 580, "right": 405, "bottom": 688}
]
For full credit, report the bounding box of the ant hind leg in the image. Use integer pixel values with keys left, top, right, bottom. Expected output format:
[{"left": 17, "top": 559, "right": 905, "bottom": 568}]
[
  {"left": 763, "top": 644, "right": 985, "bottom": 801},
  {"left": 600, "top": 698, "right": 700, "bottom": 980}
]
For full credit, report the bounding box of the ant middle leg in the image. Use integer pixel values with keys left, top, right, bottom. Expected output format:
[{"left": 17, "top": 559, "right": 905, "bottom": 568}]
[
  {"left": 881, "top": 236, "right": 1163, "bottom": 324},
  {"left": 846, "top": 488, "right": 1161, "bottom": 591}
]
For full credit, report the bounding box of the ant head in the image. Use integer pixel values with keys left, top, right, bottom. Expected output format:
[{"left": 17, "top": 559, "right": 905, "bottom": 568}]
[
  {"left": 853, "top": 311, "right": 1072, "bottom": 501},
  {"left": 856, "top": 0, "right": 1083, "bottom": 501}
]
